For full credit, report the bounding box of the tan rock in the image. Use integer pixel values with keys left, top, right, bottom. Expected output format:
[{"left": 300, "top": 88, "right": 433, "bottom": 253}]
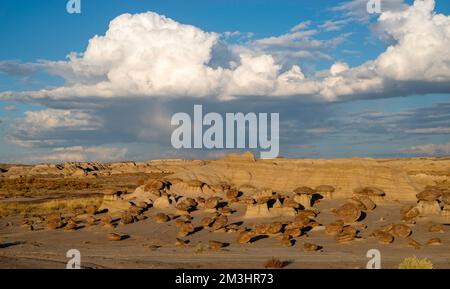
[
  {"left": 99, "top": 199, "right": 132, "bottom": 216},
  {"left": 201, "top": 217, "right": 214, "bottom": 229},
  {"left": 353, "top": 186, "right": 385, "bottom": 197},
  {"left": 335, "top": 232, "right": 355, "bottom": 243},
  {"left": 225, "top": 224, "right": 240, "bottom": 233},
  {"left": 429, "top": 224, "right": 444, "bottom": 233},
  {"left": 371, "top": 230, "right": 394, "bottom": 244},
  {"left": 144, "top": 180, "right": 165, "bottom": 191},
  {"left": 315, "top": 185, "right": 335, "bottom": 199},
  {"left": 237, "top": 231, "right": 254, "bottom": 244},
  {"left": 178, "top": 222, "right": 195, "bottom": 237},
  {"left": 283, "top": 197, "right": 300, "bottom": 209},
  {"left": 175, "top": 238, "right": 188, "bottom": 247},
  {"left": 101, "top": 215, "right": 113, "bottom": 224},
  {"left": 353, "top": 196, "right": 376, "bottom": 211},
  {"left": 86, "top": 205, "right": 98, "bottom": 215},
  {"left": 269, "top": 207, "right": 297, "bottom": 217},
  {"left": 208, "top": 240, "right": 226, "bottom": 250},
  {"left": 205, "top": 197, "right": 220, "bottom": 211},
  {"left": 293, "top": 215, "right": 311, "bottom": 227},
  {"left": 47, "top": 212, "right": 62, "bottom": 222},
  {"left": 86, "top": 215, "right": 97, "bottom": 225},
  {"left": 65, "top": 222, "right": 78, "bottom": 231},
  {"left": 392, "top": 224, "right": 412, "bottom": 238},
  {"left": 416, "top": 189, "right": 441, "bottom": 201},
  {"left": 442, "top": 192, "right": 450, "bottom": 205},
  {"left": 293, "top": 194, "right": 311, "bottom": 209},
  {"left": 211, "top": 215, "right": 228, "bottom": 231},
  {"left": 220, "top": 207, "right": 233, "bottom": 215},
  {"left": 353, "top": 186, "right": 385, "bottom": 203},
  {"left": 297, "top": 210, "right": 317, "bottom": 219},
  {"left": 120, "top": 211, "right": 134, "bottom": 225},
  {"left": 303, "top": 243, "right": 321, "bottom": 252},
  {"left": 226, "top": 189, "right": 239, "bottom": 200},
  {"left": 155, "top": 213, "right": 170, "bottom": 223},
  {"left": 47, "top": 221, "right": 62, "bottom": 230},
  {"left": 416, "top": 200, "right": 441, "bottom": 216},
  {"left": 325, "top": 221, "right": 344, "bottom": 236},
  {"left": 153, "top": 195, "right": 171, "bottom": 210},
  {"left": 267, "top": 222, "right": 283, "bottom": 234},
  {"left": 175, "top": 219, "right": 186, "bottom": 228},
  {"left": 401, "top": 205, "right": 420, "bottom": 220},
  {"left": 294, "top": 186, "right": 315, "bottom": 195},
  {"left": 107, "top": 233, "right": 123, "bottom": 241},
  {"left": 284, "top": 228, "right": 301, "bottom": 238},
  {"left": 336, "top": 203, "right": 361, "bottom": 224},
  {"left": 244, "top": 203, "right": 271, "bottom": 219},
  {"left": 407, "top": 238, "right": 421, "bottom": 249},
  {"left": 280, "top": 236, "right": 294, "bottom": 247},
  {"left": 426, "top": 238, "right": 442, "bottom": 245},
  {"left": 342, "top": 225, "right": 357, "bottom": 236},
  {"left": 252, "top": 223, "right": 270, "bottom": 234}
]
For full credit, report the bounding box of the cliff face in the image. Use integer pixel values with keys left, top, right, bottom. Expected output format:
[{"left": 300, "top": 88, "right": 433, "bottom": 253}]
[
  {"left": 2, "top": 155, "right": 450, "bottom": 201},
  {"left": 164, "top": 155, "right": 450, "bottom": 201},
  {"left": 0, "top": 160, "right": 205, "bottom": 178}
]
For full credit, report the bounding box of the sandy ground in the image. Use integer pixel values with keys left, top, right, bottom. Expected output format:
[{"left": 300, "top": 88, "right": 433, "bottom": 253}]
[{"left": 1, "top": 197, "right": 449, "bottom": 269}]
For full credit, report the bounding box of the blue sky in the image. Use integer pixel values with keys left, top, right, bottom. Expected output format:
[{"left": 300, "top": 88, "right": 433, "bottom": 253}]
[{"left": 1, "top": 0, "right": 450, "bottom": 162}]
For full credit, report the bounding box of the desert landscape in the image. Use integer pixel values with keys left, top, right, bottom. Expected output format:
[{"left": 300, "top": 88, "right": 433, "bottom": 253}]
[
  {"left": 0, "top": 152, "right": 449, "bottom": 269},
  {"left": 2, "top": 0, "right": 450, "bottom": 275}
]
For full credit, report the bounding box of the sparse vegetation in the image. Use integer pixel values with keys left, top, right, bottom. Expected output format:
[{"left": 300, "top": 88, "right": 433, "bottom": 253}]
[
  {"left": 398, "top": 256, "right": 433, "bottom": 269},
  {"left": 0, "top": 173, "right": 160, "bottom": 198},
  {"left": 0, "top": 177, "right": 97, "bottom": 197},
  {"left": 195, "top": 242, "right": 204, "bottom": 254},
  {"left": 0, "top": 196, "right": 103, "bottom": 216},
  {"left": 264, "top": 257, "right": 284, "bottom": 268}
]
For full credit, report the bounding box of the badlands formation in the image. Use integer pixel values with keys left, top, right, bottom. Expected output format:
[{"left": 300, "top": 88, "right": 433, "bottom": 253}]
[{"left": 0, "top": 153, "right": 449, "bottom": 268}]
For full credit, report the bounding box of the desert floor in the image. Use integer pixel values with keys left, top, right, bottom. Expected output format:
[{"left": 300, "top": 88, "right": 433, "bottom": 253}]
[
  {"left": 0, "top": 199, "right": 449, "bottom": 269},
  {"left": 0, "top": 156, "right": 449, "bottom": 269}
]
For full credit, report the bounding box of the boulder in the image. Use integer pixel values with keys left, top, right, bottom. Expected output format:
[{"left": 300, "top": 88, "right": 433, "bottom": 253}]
[
  {"left": 293, "top": 194, "right": 312, "bottom": 209},
  {"left": 315, "top": 185, "right": 335, "bottom": 199},
  {"left": 416, "top": 200, "right": 441, "bottom": 216},
  {"left": 153, "top": 195, "right": 172, "bottom": 210},
  {"left": 244, "top": 203, "right": 271, "bottom": 219}
]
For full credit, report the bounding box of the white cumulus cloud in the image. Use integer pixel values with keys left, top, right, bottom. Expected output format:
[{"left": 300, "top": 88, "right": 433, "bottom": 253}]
[
  {"left": 332, "top": 0, "right": 408, "bottom": 23},
  {"left": 32, "top": 146, "right": 128, "bottom": 162},
  {"left": 13, "top": 109, "right": 102, "bottom": 134},
  {"left": 404, "top": 142, "right": 450, "bottom": 155},
  {"left": 0, "top": 1, "right": 449, "bottom": 102}
]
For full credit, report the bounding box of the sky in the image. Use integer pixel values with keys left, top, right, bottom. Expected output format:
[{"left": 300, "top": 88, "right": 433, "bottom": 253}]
[{"left": 0, "top": 0, "right": 450, "bottom": 163}]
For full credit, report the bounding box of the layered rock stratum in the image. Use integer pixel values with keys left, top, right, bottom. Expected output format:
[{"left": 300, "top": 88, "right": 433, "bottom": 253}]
[{"left": 2, "top": 154, "right": 449, "bottom": 202}]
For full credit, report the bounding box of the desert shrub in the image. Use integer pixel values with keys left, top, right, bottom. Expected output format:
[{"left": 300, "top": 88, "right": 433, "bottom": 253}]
[
  {"left": 264, "top": 257, "right": 284, "bottom": 269},
  {"left": 0, "top": 196, "right": 102, "bottom": 216},
  {"left": 195, "top": 242, "right": 204, "bottom": 254},
  {"left": 398, "top": 256, "right": 433, "bottom": 269}
]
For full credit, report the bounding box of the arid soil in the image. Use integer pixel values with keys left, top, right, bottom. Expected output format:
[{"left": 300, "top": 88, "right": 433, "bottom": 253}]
[{"left": 0, "top": 154, "right": 449, "bottom": 269}]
